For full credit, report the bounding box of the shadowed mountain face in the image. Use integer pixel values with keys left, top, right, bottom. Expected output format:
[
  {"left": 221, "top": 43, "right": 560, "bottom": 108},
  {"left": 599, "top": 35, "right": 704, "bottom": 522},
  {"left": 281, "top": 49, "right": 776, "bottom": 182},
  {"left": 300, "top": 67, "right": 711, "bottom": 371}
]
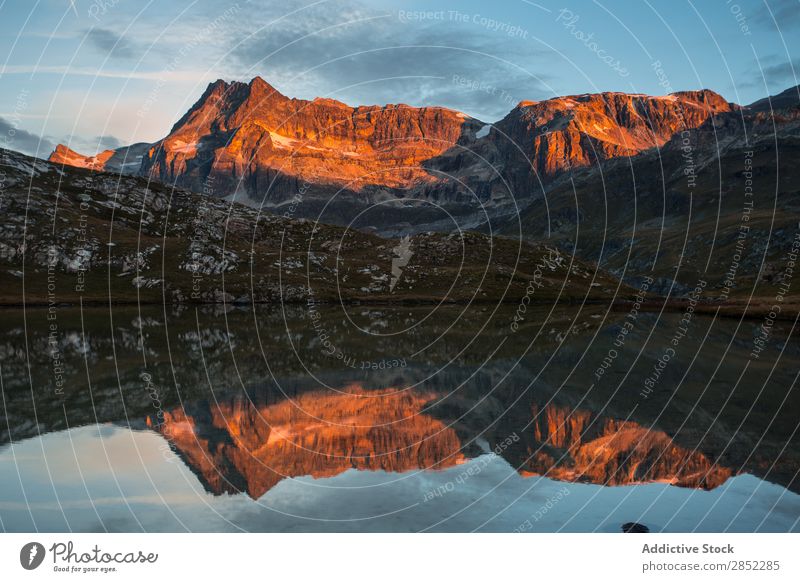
[
  {"left": 748, "top": 85, "right": 800, "bottom": 112},
  {"left": 0, "top": 147, "right": 621, "bottom": 305},
  {"left": 499, "top": 98, "right": 800, "bottom": 300}
]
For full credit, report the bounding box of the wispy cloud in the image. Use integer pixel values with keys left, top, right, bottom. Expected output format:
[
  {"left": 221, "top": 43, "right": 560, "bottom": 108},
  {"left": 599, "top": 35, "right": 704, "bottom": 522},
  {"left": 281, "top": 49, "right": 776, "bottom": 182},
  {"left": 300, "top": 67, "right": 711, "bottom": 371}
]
[
  {"left": 85, "top": 28, "right": 138, "bottom": 59},
  {"left": 64, "top": 133, "right": 123, "bottom": 154},
  {"left": 224, "top": 0, "right": 552, "bottom": 120},
  {"left": 0, "top": 65, "right": 214, "bottom": 82},
  {"left": 740, "top": 54, "right": 800, "bottom": 92}
]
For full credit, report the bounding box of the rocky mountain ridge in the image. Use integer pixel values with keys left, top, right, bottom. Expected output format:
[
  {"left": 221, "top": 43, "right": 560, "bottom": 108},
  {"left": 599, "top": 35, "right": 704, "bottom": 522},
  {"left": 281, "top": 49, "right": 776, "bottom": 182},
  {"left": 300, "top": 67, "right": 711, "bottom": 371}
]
[
  {"left": 46, "top": 78, "right": 759, "bottom": 234},
  {"left": 41, "top": 81, "right": 800, "bottom": 304},
  {"left": 49, "top": 141, "right": 151, "bottom": 175},
  {"left": 497, "top": 90, "right": 800, "bottom": 301}
]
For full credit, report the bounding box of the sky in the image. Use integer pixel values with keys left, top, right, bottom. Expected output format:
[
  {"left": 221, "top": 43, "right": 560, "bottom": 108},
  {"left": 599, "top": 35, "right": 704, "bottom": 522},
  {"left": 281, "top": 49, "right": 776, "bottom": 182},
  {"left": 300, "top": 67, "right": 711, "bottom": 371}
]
[{"left": 0, "top": 0, "right": 798, "bottom": 157}]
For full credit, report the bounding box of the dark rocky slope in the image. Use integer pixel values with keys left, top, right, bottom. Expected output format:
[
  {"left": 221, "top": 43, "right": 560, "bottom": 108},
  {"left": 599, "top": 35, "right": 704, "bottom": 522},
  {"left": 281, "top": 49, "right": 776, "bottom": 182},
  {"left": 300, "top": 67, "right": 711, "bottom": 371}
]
[{"left": 1, "top": 147, "right": 621, "bottom": 305}]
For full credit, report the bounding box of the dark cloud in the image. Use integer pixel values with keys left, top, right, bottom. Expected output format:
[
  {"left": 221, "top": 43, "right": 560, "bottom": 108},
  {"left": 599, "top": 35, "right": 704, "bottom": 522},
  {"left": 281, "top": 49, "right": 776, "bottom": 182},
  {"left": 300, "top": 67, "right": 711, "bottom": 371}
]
[
  {"left": 65, "top": 134, "right": 124, "bottom": 154},
  {"left": 85, "top": 28, "right": 137, "bottom": 59},
  {"left": 0, "top": 117, "right": 55, "bottom": 157},
  {"left": 761, "top": 58, "right": 800, "bottom": 85},
  {"left": 95, "top": 135, "right": 123, "bottom": 150},
  {"left": 226, "top": 0, "right": 553, "bottom": 121},
  {"left": 0, "top": 120, "right": 121, "bottom": 159},
  {"left": 739, "top": 55, "right": 800, "bottom": 93},
  {"left": 753, "top": 0, "right": 800, "bottom": 29}
]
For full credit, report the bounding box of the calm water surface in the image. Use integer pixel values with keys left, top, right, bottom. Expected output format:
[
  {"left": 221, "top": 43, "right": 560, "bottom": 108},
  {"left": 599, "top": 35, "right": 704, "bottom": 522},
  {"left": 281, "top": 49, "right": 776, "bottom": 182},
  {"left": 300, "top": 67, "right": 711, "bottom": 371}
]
[{"left": 0, "top": 303, "right": 798, "bottom": 532}]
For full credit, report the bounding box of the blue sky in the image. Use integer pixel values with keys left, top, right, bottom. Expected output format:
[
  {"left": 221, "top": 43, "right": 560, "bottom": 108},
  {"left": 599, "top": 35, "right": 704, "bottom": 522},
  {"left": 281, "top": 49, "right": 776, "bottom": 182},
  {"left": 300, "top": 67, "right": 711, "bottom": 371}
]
[{"left": 1, "top": 0, "right": 798, "bottom": 157}]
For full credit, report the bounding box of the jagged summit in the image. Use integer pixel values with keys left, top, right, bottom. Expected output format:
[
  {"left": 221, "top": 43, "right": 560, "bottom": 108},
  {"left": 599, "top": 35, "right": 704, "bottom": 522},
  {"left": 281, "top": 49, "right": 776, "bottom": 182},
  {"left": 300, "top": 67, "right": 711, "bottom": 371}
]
[
  {"left": 48, "top": 142, "right": 151, "bottom": 175},
  {"left": 140, "top": 76, "right": 481, "bottom": 197},
  {"left": 49, "top": 144, "right": 115, "bottom": 170},
  {"left": 138, "top": 78, "right": 740, "bottom": 202},
  {"left": 492, "top": 88, "right": 736, "bottom": 182}
]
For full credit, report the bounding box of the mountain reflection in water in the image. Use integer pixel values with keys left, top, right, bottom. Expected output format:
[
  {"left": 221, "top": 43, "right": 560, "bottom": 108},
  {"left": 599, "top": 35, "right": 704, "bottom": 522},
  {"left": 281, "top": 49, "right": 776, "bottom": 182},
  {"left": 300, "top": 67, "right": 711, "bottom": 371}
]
[
  {"left": 0, "top": 304, "right": 798, "bottom": 531},
  {"left": 150, "top": 388, "right": 731, "bottom": 500},
  {"left": 153, "top": 387, "right": 466, "bottom": 499}
]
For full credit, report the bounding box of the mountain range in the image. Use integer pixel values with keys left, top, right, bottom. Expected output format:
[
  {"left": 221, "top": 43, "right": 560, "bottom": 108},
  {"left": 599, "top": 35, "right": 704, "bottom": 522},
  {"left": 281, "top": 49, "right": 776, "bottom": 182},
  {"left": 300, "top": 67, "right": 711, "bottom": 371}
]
[
  {"left": 47, "top": 78, "right": 749, "bottom": 226},
  {"left": 30, "top": 77, "right": 800, "bottom": 306}
]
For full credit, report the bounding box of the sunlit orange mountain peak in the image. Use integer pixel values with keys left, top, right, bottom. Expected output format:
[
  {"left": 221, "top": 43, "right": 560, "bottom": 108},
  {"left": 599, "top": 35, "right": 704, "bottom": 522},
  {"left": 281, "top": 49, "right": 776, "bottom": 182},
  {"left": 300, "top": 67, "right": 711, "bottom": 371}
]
[
  {"left": 49, "top": 144, "right": 115, "bottom": 171},
  {"left": 151, "top": 385, "right": 737, "bottom": 500},
  {"left": 47, "top": 142, "right": 152, "bottom": 175},
  {"left": 141, "top": 76, "right": 480, "bottom": 197},
  {"left": 154, "top": 386, "right": 466, "bottom": 499},
  {"left": 47, "top": 77, "right": 742, "bottom": 230},
  {"left": 514, "top": 403, "right": 732, "bottom": 489},
  {"left": 494, "top": 89, "right": 736, "bottom": 181}
]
